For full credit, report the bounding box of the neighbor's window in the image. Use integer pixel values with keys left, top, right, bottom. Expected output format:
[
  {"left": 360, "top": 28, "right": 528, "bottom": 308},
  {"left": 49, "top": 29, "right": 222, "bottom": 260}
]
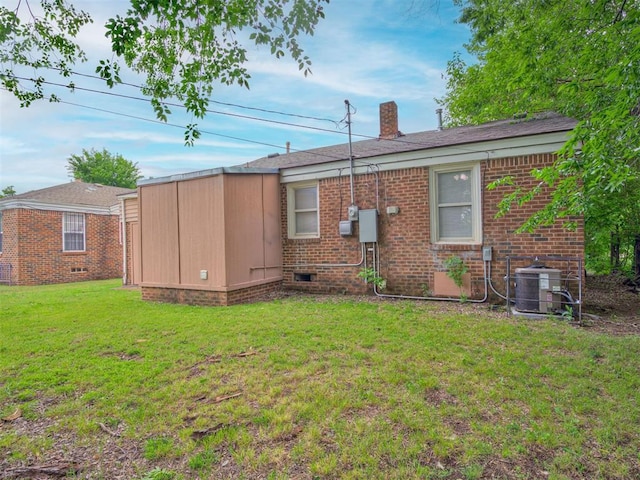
[
  {"left": 287, "top": 182, "right": 319, "bottom": 238},
  {"left": 430, "top": 163, "right": 481, "bottom": 243},
  {"left": 63, "top": 212, "right": 86, "bottom": 251}
]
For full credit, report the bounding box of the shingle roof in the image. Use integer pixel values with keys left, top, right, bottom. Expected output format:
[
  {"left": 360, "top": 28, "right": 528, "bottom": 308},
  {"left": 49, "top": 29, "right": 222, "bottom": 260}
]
[
  {"left": 243, "top": 112, "right": 577, "bottom": 170},
  {"left": 1, "top": 181, "right": 134, "bottom": 208}
]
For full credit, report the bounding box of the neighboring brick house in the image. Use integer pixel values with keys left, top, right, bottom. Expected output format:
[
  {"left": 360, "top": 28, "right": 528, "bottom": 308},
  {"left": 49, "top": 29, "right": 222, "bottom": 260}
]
[
  {"left": 127, "top": 104, "right": 583, "bottom": 307},
  {"left": 0, "top": 181, "right": 134, "bottom": 286}
]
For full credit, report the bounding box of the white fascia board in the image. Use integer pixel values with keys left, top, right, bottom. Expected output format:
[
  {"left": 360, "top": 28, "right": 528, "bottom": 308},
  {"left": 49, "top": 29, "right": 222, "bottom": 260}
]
[
  {"left": 280, "top": 131, "right": 571, "bottom": 184},
  {"left": 117, "top": 192, "right": 138, "bottom": 200},
  {"left": 0, "top": 200, "right": 114, "bottom": 215},
  {"left": 138, "top": 166, "right": 279, "bottom": 186}
]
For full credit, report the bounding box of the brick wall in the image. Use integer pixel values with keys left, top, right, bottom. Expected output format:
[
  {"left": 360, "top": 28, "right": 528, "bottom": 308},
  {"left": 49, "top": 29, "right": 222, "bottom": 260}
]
[
  {"left": 0, "top": 209, "right": 18, "bottom": 284},
  {"left": 141, "top": 280, "right": 282, "bottom": 306},
  {"left": 281, "top": 155, "right": 584, "bottom": 300},
  {"left": 0, "top": 208, "right": 123, "bottom": 286},
  {"left": 483, "top": 154, "right": 584, "bottom": 297}
]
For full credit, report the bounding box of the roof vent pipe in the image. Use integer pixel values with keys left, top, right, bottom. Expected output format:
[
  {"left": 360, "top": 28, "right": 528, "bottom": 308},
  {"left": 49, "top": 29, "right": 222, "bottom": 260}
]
[{"left": 436, "top": 108, "right": 443, "bottom": 131}]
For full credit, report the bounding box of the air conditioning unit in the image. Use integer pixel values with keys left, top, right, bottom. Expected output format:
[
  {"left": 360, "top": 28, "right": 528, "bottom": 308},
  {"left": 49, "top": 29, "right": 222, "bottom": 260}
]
[{"left": 514, "top": 267, "right": 562, "bottom": 313}]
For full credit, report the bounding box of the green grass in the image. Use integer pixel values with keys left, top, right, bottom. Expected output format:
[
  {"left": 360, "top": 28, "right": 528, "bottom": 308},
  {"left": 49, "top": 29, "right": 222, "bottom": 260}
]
[{"left": 1, "top": 280, "right": 639, "bottom": 479}]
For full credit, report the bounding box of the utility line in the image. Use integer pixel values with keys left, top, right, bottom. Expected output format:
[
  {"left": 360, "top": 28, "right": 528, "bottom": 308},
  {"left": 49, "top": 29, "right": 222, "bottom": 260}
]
[
  {"left": 56, "top": 98, "right": 288, "bottom": 150},
  {"left": 3, "top": 84, "right": 509, "bottom": 168},
  {"left": 6, "top": 90, "right": 348, "bottom": 162},
  {"left": 8, "top": 76, "right": 496, "bottom": 158},
  {"left": 43, "top": 67, "right": 342, "bottom": 126},
  {"left": 11, "top": 75, "right": 349, "bottom": 137},
  {"left": 11, "top": 75, "right": 485, "bottom": 155}
]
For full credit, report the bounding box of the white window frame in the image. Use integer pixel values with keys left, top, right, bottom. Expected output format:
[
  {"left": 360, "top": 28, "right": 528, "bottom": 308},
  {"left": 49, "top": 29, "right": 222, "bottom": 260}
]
[
  {"left": 287, "top": 181, "right": 319, "bottom": 239},
  {"left": 63, "top": 212, "right": 86, "bottom": 252},
  {"left": 429, "top": 162, "right": 482, "bottom": 244}
]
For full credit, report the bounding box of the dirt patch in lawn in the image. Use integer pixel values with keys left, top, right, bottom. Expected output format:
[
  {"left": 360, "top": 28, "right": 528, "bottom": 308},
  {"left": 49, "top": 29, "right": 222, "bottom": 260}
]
[{"left": 582, "top": 273, "right": 640, "bottom": 335}]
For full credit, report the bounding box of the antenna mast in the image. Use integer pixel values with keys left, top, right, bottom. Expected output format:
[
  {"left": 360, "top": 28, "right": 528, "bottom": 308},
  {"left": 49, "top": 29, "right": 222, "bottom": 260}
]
[{"left": 345, "top": 99, "right": 355, "bottom": 205}]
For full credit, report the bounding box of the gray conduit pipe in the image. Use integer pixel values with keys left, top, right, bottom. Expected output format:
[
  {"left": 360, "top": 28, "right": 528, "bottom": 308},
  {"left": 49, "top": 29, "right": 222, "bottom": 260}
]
[
  {"left": 371, "top": 242, "right": 489, "bottom": 303},
  {"left": 283, "top": 243, "right": 366, "bottom": 269},
  {"left": 487, "top": 261, "right": 510, "bottom": 301}
]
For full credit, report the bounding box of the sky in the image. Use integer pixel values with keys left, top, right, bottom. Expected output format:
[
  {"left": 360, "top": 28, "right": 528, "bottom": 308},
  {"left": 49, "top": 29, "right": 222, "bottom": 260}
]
[{"left": 0, "top": 0, "right": 472, "bottom": 194}]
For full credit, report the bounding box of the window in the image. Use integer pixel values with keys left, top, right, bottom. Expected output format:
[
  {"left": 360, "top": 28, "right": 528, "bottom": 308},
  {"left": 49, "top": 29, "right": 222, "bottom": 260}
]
[
  {"left": 430, "top": 163, "right": 481, "bottom": 243},
  {"left": 287, "top": 182, "right": 319, "bottom": 238},
  {"left": 0, "top": 212, "right": 3, "bottom": 253},
  {"left": 63, "top": 212, "right": 85, "bottom": 251}
]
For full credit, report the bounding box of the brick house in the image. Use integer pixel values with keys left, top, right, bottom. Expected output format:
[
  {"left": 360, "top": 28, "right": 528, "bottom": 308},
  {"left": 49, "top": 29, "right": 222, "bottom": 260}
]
[
  {"left": 126, "top": 104, "right": 583, "bottom": 307},
  {"left": 0, "top": 181, "right": 134, "bottom": 285}
]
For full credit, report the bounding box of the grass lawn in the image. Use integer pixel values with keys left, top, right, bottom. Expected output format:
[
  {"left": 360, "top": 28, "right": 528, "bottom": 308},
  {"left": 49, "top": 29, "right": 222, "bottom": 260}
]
[{"left": 1, "top": 280, "right": 639, "bottom": 479}]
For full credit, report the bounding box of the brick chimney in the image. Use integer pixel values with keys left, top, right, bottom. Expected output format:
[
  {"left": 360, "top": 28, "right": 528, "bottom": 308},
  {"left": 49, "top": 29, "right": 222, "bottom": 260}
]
[{"left": 379, "top": 101, "right": 401, "bottom": 139}]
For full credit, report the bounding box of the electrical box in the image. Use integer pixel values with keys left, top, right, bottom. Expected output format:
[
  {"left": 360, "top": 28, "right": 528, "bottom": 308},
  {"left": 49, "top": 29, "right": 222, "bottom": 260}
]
[
  {"left": 359, "top": 209, "right": 378, "bottom": 243},
  {"left": 482, "top": 246, "right": 492, "bottom": 261},
  {"left": 339, "top": 220, "right": 353, "bottom": 236},
  {"left": 200, "top": 270, "right": 208, "bottom": 280},
  {"left": 347, "top": 205, "right": 359, "bottom": 221}
]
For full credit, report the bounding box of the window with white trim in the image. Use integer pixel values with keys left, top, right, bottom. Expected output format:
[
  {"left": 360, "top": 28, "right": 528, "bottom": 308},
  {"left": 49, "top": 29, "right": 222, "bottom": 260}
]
[
  {"left": 430, "top": 163, "right": 481, "bottom": 243},
  {"left": 63, "top": 212, "right": 86, "bottom": 251},
  {"left": 287, "top": 182, "right": 319, "bottom": 238}
]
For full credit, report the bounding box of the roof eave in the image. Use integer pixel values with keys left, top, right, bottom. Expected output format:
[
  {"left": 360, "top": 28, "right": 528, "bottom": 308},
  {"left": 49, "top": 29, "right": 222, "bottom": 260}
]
[{"left": 0, "top": 199, "right": 117, "bottom": 215}]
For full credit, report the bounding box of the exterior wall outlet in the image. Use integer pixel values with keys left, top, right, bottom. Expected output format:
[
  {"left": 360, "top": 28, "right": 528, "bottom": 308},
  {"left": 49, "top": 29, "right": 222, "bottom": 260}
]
[
  {"left": 200, "top": 270, "right": 208, "bottom": 280},
  {"left": 386, "top": 206, "right": 400, "bottom": 215}
]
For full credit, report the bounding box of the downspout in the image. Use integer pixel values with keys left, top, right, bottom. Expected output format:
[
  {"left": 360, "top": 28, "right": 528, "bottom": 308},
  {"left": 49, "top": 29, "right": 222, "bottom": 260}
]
[{"left": 120, "top": 197, "right": 128, "bottom": 285}]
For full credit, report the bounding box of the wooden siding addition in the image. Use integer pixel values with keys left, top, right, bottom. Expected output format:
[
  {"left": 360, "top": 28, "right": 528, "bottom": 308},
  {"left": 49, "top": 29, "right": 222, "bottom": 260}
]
[
  {"left": 140, "top": 182, "right": 180, "bottom": 285},
  {"left": 177, "top": 175, "right": 226, "bottom": 288},
  {"left": 137, "top": 171, "right": 282, "bottom": 305},
  {"left": 224, "top": 174, "right": 282, "bottom": 287}
]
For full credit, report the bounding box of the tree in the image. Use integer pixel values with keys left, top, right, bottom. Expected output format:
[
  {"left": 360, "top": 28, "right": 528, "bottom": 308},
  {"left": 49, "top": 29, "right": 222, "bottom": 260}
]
[
  {"left": 67, "top": 149, "right": 142, "bottom": 188},
  {"left": 439, "top": 0, "right": 640, "bottom": 274},
  {"left": 1, "top": 0, "right": 328, "bottom": 143},
  {"left": 0, "top": 186, "right": 17, "bottom": 198}
]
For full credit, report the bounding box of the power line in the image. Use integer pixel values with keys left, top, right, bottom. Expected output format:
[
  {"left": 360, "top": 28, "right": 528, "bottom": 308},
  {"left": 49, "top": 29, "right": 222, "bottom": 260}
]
[
  {"left": 9, "top": 75, "right": 484, "bottom": 155},
  {"left": 11, "top": 75, "right": 349, "bottom": 137},
  {"left": 1, "top": 87, "right": 347, "bottom": 162},
  {"left": 7, "top": 76, "right": 490, "bottom": 159},
  {"left": 57, "top": 99, "right": 288, "bottom": 150},
  {"left": 45, "top": 67, "right": 342, "bottom": 126}
]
